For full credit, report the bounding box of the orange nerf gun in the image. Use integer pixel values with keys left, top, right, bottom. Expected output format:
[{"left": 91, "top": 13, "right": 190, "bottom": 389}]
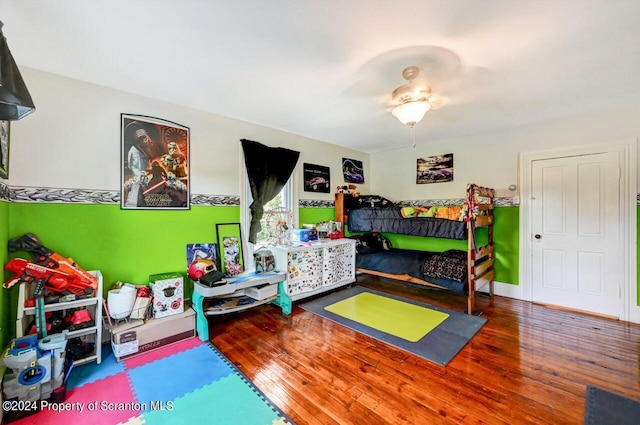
[{"left": 5, "top": 233, "right": 98, "bottom": 295}]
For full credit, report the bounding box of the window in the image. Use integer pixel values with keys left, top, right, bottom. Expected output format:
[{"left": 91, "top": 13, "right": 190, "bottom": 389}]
[{"left": 241, "top": 165, "right": 298, "bottom": 270}]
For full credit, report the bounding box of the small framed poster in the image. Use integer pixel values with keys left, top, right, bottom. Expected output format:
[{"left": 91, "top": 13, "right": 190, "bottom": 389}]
[
  {"left": 216, "top": 223, "right": 244, "bottom": 276},
  {"left": 417, "top": 153, "right": 454, "bottom": 184},
  {"left": 303, "top": 163, "right": 330, "bottom": 193},
  {"left": 342, "top": 158, "right": 364, "bottom": 183}
]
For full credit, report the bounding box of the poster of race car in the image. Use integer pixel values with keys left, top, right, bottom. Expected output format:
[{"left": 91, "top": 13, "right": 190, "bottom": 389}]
[
  {"left": 303, "top": 163, "right": 331, "bottom": 193},
  {"left": 342, "top": 158, "right": 364, "bottom": 184},
  {"left": 417, "top": 153, "right": 454, "bottom": 184}
]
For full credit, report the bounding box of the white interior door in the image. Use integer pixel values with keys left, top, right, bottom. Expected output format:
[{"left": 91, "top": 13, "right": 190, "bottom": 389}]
[{"left": 531, "top": 151, "right": 623, "bottom": 317}]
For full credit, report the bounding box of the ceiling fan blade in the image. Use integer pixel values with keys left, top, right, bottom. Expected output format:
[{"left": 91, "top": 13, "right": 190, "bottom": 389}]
[{"left": 343, "top": 45, "right": 494, "bottom": 114}]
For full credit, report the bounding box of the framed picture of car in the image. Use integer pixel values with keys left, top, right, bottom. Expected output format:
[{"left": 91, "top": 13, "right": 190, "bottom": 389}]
[
  {"left": 417, "top": 153, "right": 454, "bottom": 184},
  {"left": 342, "top": 158, "right": 364, "bottom": 184},
  {"left": 303, "top": 163, "right": 331, "bottom": 193}
]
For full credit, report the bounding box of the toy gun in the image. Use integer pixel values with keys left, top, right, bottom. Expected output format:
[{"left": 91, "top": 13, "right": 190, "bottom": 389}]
[
  {"left": 4, "top": 258, "right": 95, "bottom": 296},
  {"left": 6, "top": 233, "right": 98, "bottom": 294}
]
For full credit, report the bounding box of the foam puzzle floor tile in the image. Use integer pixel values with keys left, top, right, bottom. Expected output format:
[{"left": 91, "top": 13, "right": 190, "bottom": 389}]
[
  {"left": 141, "top": 374, "right": 284, "bottom": 425},
  {"left": 67, "top": 347, "right": 125, "bottom": 390},
  {"left": 5, "top": 337, "right": 295, "bottom": 425},
  {"left": 127, "top": 343, "right": 235, "bottom": 405}
]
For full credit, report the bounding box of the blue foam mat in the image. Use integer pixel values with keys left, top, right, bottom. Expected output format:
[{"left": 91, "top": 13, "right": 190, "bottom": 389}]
[{"left": 128, "top": 343, "right": 235, "bottom": 407}]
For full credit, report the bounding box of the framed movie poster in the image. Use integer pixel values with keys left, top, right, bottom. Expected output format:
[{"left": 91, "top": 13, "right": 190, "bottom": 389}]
[
  {"left": 216, "top": 223, "right": 244, "bottom": 276},
  {"left": 303, "top": 163, "right": 330, "bottom": 193},
  {"left": 342, "top": 157, "right": 364, "bottom": 183},
  {"left": 121, "top": 114, "right": 190, "bottom": 209},
  {"left": 0, "top": 120, "right": 10, "bottom": 179},
  {"left": 417, "top": 153, "right": 454, "bottom": 184}
]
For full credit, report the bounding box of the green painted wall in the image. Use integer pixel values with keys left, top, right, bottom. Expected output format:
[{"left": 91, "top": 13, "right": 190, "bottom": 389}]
[
  {"left": 1, "top": 203, "right": 637, "bottom": 347},
  {"left": 343, "top": 206, "right": 520, "bottom": 285},
  {"left": 299, "top": 207, "right": 336, "bottom": 227},
  {"left": 5, "top": 202, "right": 240, "bottom": 333},
  {"left": 493, "top": 207, "right": 519, "bottom": 285}
]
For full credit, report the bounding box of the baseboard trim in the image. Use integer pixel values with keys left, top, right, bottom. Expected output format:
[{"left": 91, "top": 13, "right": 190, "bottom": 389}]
[
  {"left": 479, "top": 281, "right": 640, "bottom": 324},
  {"left": 478, "top": 281, "right": 524, "bottom": 300}
]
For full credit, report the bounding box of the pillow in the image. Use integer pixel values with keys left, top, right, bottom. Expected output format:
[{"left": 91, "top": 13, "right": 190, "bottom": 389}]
[
  {"left": 400, "top": 206, "right": 431, "bottom": 218},
  {"left": 347, "top": 195, "right": 394, "bottom": 209},
  {"left": 434, "top": 205, "right": 463, "bottom": 221},
  {"left": 350, "top": 232, "right": 393, "bottom": 254},
  {"left": 423, "top": 251, "right": 467, "bottom": 282},
  {"left": 443, "top": 249, "right": 467, "bottom": 260}
]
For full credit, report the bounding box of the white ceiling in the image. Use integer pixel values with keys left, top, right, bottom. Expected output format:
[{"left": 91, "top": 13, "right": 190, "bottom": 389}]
[{"left": 3, "top": 0, "right": 640, "bottom": 153}]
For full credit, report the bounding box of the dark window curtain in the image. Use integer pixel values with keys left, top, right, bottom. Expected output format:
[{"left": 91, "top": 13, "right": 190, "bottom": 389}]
[{"left": 241, "top": 139, "right": 300, "bottom": 243}]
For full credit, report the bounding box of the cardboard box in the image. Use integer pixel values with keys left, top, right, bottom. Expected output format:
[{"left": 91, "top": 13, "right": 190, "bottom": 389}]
[
  {"left": 149, "top": 272, "right": 184, "bottom": 318},
  {"left": 111, "top": 308, "right": 196, "bottom": 361}
]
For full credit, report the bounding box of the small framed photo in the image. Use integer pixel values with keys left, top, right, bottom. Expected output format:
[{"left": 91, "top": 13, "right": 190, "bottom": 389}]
[
  {"left": 0, "top": 120, "right": 10, "bottom": 179},
  {"left": 216, "top": 223, "right": 244, "bottom": 276},
  {"left": 121, "top": 114, "right": 190, "bottom": 209}
]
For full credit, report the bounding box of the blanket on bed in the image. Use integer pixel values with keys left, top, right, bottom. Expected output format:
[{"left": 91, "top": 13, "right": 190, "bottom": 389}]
[
  {"left": 348, "top": 208, "right": 467, "bottom": 239},
  {"left": 350, "top": 233, "right": 468, "bottom": 294}
]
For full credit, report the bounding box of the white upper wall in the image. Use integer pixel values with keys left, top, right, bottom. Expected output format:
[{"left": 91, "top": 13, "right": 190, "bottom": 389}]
[
  {"left": 8, "top": 68, "right": 370, "bottom": 198},
  {"left": 371, "top": 106, "right": 640, "bottom": 200},
  {"left": 11, "top": 68, "right": 639, "bottom": 202}
]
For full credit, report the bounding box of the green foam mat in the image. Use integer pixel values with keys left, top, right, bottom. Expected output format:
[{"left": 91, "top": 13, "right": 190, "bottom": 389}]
[
  {"left": 142, "top": 374, "right": 286, "bottom": 425},
  {"left": 325, "top": 291, "right": 449, "bottom": 342}
]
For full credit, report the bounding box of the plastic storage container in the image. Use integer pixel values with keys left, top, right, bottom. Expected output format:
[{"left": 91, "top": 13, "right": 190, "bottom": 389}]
[{"left": 107, "top": 285, "right": 136, "bottom": 319}]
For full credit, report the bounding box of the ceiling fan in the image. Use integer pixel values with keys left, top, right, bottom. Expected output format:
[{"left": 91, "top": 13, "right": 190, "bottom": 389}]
[
  {"left": 389, "top": 65, "right": 443, "bottom": 128},
  {"left": 343, "top": 46, "right": 490, "bottom": 147}
]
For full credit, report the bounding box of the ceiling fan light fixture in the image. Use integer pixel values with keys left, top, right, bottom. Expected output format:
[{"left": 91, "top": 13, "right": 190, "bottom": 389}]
[{"left": 392, "top": 100, "right": 430, "bottom": 127}]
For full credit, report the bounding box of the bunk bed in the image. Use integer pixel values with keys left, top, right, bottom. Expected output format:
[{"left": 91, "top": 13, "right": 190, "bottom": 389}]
[{"left": 334, "top": 184, "right": 495, "bottom": 315}]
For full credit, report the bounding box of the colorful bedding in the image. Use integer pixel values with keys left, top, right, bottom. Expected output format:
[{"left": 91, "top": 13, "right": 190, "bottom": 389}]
[
  {"left": 348, "top": 207, "right": 467, "bottom": 240},
  {"left": 400, "top": 205, "right": 463, "bottom": 221},
  {"left": 355, "top": 248, "right": 468, "bottom": 294}
]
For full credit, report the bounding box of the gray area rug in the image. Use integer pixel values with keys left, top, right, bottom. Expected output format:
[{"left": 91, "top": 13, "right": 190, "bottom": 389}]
[
  {"left": 299, "top": 285, "right": 486, "bottom": 366},
  {"left": 584, "top": 385, "right": 640, "bottom": 425}
]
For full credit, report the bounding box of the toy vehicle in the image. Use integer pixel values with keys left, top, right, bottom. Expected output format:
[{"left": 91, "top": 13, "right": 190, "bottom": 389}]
[
  {"left": 343, "top": 171, "right": 364, "bottom": 183},
  {"left": 305, "top": 177, "right": 329, "bottom": 191}
]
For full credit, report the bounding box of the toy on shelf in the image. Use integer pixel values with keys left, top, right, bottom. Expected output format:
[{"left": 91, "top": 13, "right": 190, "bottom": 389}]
[
  {"left": 4, "top": 258, "right": 96, "bottom": 296},
  {"left": 3, "top": 233, "right": 98, "bottom": 296},
  {"left": 254, "top": 248, "right": 275, "bottom": 273},
  {"left": 336, "top": 184, "right": 360, "bottom": 196}
]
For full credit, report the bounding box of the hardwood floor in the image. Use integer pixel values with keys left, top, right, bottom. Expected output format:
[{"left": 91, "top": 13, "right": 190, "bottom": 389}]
[{"left": 208, "top": 275, "right": 640, "bottom": 424}]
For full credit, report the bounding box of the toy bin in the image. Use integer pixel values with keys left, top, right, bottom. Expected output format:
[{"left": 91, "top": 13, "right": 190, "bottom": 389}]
[{"left": 107, "top": 285, "right": 137, "bottom": 319}]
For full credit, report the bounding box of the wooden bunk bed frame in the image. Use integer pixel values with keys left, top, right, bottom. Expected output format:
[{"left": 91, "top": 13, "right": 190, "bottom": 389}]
[{"left": 335, "top": 184, "right": 495, "bottom": 315}]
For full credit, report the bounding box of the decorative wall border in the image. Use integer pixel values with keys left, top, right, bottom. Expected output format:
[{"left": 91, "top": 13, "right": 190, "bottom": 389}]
[
  {"left": 3, "top": 186, "right": 240, "bottom": 207},
  {"left": 393, "top": 197, "right": 518, "bottom": 207},
  {"left": 1, "top": 185, "right": 638, "bottom": 208},
  {"left": 299, "top": 199, "right": 334, "bottom": 208}
]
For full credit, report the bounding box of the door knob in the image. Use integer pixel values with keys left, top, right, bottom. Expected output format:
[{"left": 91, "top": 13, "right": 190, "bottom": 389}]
[{"left": 534, "top": 234, "right": 541, "bottom": 239}]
